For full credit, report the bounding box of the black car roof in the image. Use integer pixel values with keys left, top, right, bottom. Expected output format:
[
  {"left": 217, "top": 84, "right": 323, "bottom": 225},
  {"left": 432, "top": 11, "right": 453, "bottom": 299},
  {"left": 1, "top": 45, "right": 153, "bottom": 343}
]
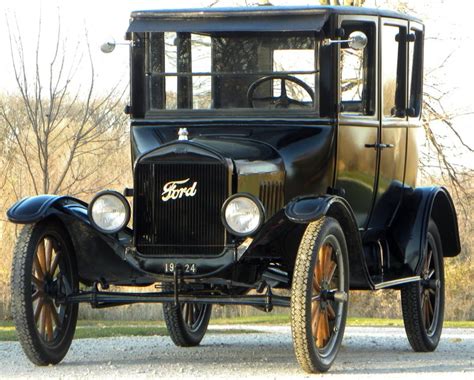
[
  {"left": 130, "top": 5, "right": 420, "bottom": 22},
  {"left": 127, "top": 6, "right": 421, "bottom": 34}
]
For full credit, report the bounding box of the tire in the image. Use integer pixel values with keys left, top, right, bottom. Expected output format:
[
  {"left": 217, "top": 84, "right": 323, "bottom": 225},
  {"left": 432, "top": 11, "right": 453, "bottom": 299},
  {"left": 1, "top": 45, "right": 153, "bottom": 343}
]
[
  {"left": 162, "top": 284, "right": 212, "bottom": 347},
  {"left": 401, "top": 220, "right": 445, "bottom": 352},
  {"left": 291, "top": 217, "right": 349, "bottom": 373},
  {"left": 11, "top": 221, "right": 79, "bottom": 365}
]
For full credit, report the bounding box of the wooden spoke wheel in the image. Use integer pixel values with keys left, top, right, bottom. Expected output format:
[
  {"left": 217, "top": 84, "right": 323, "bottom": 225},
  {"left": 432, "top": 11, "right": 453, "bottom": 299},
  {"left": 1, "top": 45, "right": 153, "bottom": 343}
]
[
  {"left": 401, "top": 220, "right": 445, "bottom": 352},
  {"left": 163, "top": 285, "right": 212, "bottom": 347},
  {"left": 11, "top": 222, "right": 78, "bottom": 366},
  {"left": 291, "top": 217, "right": 349, "bottom": 373},
  {"left": 311, "top": 242, "right": 342, "bottom": 350},
  {"left": 32, "top": 235, "right": 66, "bottom": 343}
]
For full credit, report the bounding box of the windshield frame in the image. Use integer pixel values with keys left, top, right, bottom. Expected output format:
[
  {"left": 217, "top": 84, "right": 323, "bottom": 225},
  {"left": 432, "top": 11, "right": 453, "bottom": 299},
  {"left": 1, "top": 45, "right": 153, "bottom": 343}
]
[{"left": 138, "top": 30, "right": 323, "bottom": 118}]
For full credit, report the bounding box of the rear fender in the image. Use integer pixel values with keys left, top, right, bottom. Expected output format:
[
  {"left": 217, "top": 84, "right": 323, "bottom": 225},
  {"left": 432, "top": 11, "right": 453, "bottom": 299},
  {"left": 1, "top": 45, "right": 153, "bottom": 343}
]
[{"left": 389, "top": 186, "right": 461, "bottom": 274}]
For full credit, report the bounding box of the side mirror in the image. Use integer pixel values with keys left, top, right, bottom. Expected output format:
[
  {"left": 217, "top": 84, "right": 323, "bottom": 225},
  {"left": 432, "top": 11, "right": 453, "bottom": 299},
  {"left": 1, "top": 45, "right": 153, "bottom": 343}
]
[
  {"left": 347, "top": 31, "right": 368, "bottom": 50},
  {"left": 100, "top": 39, "right": 116, "bottom": 54},
  {"left": 322, "top": 31, "right": 368, "bottom": 50}
]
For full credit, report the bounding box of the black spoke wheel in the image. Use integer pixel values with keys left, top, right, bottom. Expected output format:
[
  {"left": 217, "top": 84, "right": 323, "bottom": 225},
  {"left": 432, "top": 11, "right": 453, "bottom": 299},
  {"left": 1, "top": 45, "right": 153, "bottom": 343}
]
[
  {"left": 401, "top": 220, "right": 445, "bottom": 352},
  {"left": 291, "top": 217, "right": 349, "bottom": 373},
  {"left": 11, "top": 222, "right": 78, "bottom": 365},
  {"left": 163, "top": 285, "right": 212, "bottom": 347}
]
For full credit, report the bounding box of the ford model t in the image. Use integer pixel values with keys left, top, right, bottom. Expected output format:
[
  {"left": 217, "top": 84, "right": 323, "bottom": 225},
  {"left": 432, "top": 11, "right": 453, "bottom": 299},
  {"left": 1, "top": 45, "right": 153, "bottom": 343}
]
[{"left": 8, "top": 5, "right": 461, "bottom": 373}]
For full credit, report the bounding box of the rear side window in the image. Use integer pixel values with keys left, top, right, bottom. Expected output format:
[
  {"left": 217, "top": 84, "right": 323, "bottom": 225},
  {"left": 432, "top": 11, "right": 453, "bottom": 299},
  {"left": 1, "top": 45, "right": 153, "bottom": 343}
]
[
  {"left": 340, "top": 21, "right": 376, "bottom": 116},
  {"left": 382, "top": 24, "right": 407, "bottom": 118},
  {"left": 408, "top": 28, "right": 423, "bottom": 117}
]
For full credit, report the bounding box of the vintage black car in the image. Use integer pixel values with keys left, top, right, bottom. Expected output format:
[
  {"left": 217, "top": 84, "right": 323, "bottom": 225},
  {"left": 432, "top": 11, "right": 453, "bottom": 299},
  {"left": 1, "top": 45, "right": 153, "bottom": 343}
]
[{"left": 7, "top": 5, "right": 461, "bottom": 373}]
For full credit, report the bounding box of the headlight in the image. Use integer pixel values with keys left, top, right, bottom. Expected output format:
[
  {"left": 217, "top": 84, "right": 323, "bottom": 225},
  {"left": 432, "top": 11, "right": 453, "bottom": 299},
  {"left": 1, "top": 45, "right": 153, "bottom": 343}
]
[
  {"left": 222, "top": 194, "right": 265, "bottom": 236},
  {"left": 88, "top": 191, "right": 130, "bottom": 234}
]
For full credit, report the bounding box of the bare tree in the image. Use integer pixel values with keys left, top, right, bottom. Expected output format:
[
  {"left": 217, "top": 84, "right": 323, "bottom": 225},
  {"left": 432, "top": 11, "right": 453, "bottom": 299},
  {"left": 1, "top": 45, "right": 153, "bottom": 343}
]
[
  {"left": 421, "top": 77, "right": 473, "bottom": 203},
  {"left": 0, "top": 14, "right": 128, "bottom": 200}
]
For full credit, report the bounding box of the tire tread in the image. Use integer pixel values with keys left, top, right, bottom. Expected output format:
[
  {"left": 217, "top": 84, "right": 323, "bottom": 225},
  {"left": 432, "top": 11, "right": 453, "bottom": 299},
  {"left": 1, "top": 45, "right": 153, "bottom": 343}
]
[
  {"left": 401, "top": 220, "right": 444, "bottom": 352},
  {"left": 162, "top": 284, "right": 211, "bottom": 347},
  {"left": 11, "top": 225, "right": 47, "bottom": 365},
  {"left": 11, "top": 222, "right": 78, "bottom": 365}
]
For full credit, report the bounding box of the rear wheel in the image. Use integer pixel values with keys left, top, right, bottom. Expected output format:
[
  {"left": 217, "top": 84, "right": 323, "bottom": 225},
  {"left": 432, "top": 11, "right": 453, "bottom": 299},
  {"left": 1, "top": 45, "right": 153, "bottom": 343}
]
[
  {"left": 163, "top": 285, "right": 212, "bottom": 347},
  {"left": 401, "top": 220, "right": 445, "bottom": 352},
  {"left": 291, "top": 217, "right": 349, "bottom": 373},
  {"left": 11, "top": 222, "right": 78, "bottom": 365}
]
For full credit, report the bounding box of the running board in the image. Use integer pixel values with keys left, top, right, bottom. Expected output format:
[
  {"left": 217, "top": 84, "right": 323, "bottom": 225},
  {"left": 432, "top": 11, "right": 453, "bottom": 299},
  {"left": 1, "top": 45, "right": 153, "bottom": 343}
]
[{"left": 372, "top": 276, "right": 421, "bottom": 290}]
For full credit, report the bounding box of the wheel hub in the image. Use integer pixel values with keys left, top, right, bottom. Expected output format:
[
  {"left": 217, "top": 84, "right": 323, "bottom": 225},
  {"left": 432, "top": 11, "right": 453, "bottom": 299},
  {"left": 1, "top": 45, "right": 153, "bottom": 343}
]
[
  {"left": 319, "top": 282, "right": 330, "bottom": 308},
  {"left": 42, "top": 277, "right": 59, "bottom": 299}
]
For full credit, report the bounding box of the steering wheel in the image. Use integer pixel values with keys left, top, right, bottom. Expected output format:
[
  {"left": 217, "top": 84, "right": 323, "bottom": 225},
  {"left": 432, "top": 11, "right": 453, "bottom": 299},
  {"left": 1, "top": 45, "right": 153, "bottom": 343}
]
[{"left": 247, "top": 75, "right": 315, "bottom": 109}]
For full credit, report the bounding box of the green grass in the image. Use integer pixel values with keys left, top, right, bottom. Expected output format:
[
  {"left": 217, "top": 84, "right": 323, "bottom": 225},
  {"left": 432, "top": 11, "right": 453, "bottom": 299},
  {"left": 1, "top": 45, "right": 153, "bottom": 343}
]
[
  {"left": 211, "top": 315, "right": 474, "bottom": 328},
  {"left": 0, "top": 320, "right": 260, "bottom": 341},
  {"left": 0, "top": 316, "right": 472, "bottom": 342},
  {"left": 211, "top": 314, "right": 291, "bottom": 325}
]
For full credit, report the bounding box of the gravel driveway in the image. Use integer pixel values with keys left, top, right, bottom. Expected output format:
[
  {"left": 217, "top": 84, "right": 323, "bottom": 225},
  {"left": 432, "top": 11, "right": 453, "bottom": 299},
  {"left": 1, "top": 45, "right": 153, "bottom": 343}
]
[{"left": 1, "top": 325, "right": 472, "bottom": 379}]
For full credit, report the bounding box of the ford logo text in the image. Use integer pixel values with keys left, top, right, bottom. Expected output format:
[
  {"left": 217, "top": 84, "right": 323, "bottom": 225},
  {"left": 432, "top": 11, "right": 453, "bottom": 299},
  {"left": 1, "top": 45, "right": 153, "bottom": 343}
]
[{"left": 161, "top": 178, "right": 197, "bottom": 202}]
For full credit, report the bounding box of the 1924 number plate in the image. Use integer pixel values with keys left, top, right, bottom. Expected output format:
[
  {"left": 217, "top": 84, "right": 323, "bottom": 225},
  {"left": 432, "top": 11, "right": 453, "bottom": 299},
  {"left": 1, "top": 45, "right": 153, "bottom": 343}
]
[{"left": 164, "top": 263, "right": 197, "bottom": 274}]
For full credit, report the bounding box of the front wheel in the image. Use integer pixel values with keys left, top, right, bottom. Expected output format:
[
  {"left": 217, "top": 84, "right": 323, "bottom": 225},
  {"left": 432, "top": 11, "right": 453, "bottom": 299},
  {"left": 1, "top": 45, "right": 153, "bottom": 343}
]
[
  {"left": 162, "top": 285, "right": 212, "bottom": 347},
  {"left": 291, "top": 217, "right": 349, "bottom": 373},
  {"left": 11, "top": 222, "right": 78, "bottom": 365},
  {"left": 401, "top": 220, "right": 445, "bottom": 352}
]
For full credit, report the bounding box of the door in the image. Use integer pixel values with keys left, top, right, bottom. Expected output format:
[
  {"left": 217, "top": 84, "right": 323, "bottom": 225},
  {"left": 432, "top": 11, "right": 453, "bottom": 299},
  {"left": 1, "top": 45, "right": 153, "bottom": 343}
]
[
  {"left": 367, "top": 18, "right": 408, "bottom": 231},
  {"left": 336, "top": 16, "right": 379, "bottom": 229}
]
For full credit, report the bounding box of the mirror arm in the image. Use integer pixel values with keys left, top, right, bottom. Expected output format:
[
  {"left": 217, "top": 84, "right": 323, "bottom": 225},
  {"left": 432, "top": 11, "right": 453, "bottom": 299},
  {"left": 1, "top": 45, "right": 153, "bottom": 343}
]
[
  {"left": 321, "top": 38, "right": 352, "bottom": 47},
  {"left": 323, "top": 32, "right": 367, "bottom": 50},
  {"left": 100, "top": 40, "right": 134, "bottom": 54}
]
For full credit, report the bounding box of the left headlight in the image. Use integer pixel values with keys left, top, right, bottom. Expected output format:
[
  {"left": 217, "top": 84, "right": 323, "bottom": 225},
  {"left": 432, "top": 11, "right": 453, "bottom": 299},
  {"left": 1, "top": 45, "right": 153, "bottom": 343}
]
[
  {"left": 88, "top": 190, "right": 130, "bottom": 234},
  {"left": 221, "top": 193, "right": 265, "bottom": 237}
]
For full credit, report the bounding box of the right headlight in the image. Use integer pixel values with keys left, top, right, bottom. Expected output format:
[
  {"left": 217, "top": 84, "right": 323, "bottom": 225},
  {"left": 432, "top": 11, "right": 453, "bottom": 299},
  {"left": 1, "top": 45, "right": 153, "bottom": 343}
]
[
  {"left": 221, "top": 194, "right": 265, "bottom": 237},
  {"left": 88, "top": 190, "right": 130, "bottom": 234}
]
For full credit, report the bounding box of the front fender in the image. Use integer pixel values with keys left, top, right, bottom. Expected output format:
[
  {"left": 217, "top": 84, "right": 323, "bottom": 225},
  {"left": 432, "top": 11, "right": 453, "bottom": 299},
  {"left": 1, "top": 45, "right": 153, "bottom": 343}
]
[
  {"left": 7, "top": 194, "right": 153, "bottom": 286},
  {"left": 285, "top": 194, "right": 346, "bottom": 223},
  {"left": 7, "top": 195, "right": 88, "bottom": 224},
  {"left": 283, "top": 195, "right": 372, "bottom": 289}
]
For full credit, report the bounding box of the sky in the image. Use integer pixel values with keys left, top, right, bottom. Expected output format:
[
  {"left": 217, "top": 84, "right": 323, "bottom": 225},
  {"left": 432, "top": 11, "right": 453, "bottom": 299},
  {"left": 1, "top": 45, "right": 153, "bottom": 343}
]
[{"left": 0, "top": 0, "right": 472, "bottom": 168}]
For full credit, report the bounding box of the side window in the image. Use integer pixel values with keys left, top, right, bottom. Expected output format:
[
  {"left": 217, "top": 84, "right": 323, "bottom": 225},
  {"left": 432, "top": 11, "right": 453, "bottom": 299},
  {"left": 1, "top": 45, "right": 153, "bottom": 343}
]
[
  {"left": 340, "top": 21, "right": 376, "bottom": 116},
  {"left": 408, "top": 28, "right": 423, "bottom": 117},
  {"left": 382, "top": 24, "right": 407, "bottom": 118}
]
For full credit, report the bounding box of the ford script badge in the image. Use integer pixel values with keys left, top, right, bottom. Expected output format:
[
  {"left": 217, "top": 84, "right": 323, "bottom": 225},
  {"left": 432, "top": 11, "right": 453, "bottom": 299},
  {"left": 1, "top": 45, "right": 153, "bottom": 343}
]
[{"left": 162, "top": 179, "right": 197, "bottom": 201}]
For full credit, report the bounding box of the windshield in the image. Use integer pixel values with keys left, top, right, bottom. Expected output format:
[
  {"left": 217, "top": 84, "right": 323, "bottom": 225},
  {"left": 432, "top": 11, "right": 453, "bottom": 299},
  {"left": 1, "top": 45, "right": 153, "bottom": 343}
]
[{"left": 146, "top": 32, "right": 319, "bottom": 113}]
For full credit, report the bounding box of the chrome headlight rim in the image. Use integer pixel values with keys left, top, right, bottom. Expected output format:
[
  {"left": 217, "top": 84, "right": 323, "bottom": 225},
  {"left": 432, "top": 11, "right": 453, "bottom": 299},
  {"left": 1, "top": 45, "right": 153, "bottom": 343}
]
[
  {"left": 88, "top": 190, "right": 131, "bottom": 234},
  {"left": 221, "top": 193, "right": 265, "bottom": 237}
]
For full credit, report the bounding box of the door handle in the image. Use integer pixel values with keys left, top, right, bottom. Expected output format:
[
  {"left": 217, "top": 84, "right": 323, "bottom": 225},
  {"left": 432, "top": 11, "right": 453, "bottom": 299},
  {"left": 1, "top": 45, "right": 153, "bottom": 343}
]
[{"left": 364, "top": 143, "right": 395, "bottom": 149}]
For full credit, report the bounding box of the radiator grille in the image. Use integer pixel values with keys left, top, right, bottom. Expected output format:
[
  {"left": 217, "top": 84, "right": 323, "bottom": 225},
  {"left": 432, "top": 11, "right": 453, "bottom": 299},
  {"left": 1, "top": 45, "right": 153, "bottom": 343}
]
[
  {"left": 134, "top": 160, "right": 228, "bottom": 256},
  {"left": 259, "top": 181, "right": 284, "bottom": 219}
]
